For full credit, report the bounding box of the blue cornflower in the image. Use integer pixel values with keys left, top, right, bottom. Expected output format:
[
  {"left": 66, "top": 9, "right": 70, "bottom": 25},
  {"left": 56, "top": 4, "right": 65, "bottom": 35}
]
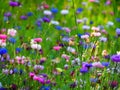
[
  {"left": 51, "top": 8, "right": 58, "bottom": 13},
  {"left": 13, "top": 68, "right": 18, "bottom": 73},
  {"left": 16, "top": 48, "right": 22, "bottom": 53},
  {"left": 8, "top": 37, "right": 16, "bottom": 44},
  {"left": 101, "top": 62, "right": 109, "bottom": 67},
  {"left": 76, "top": 8, "right": 83, "bottom": 13},
  {"left": 77, "top": 33, "right": 82, "bottom": 38},
  {"left": 55, "top": 26, "right": 62, "bottom": 30},
  {"left": 116, "top": 18, "right": 120, "bottom": 22},
  {"left": 80, "top": 67, "right": 88, "bottom": 73},
  {"left": 0, "top": 48, "right": 7, "bottom": 55},
  {"left": 27, "top": 12, "right": 33, "bottom": 16},
  {"left": 40, "top": 86, "right": 50, "bottom": 90}
]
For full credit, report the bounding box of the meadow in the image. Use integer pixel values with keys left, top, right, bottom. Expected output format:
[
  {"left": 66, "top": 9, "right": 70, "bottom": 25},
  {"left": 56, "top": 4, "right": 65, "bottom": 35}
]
[{"left": 0, "top": 0, "right": 120, "bottom": 90}]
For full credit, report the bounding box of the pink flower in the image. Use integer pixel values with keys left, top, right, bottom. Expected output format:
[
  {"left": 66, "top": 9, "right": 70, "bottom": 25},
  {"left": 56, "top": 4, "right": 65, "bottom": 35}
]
[
  {"left": 38, "top": 77, "right": 45, "bottom": 84},
  {"left": 61, "top": 54, "right": 70, "bottom": 62},
  {"left": 92, "top": 62, "right": 104, "bottom": 68},
  {"left": 33, "top": 75, "right": 39, "bottom": 81},
  {"left": 34, "top": 38, "right": 42, "bottom": 43},
  {"left": 8, "top": 29, "right": 17, "bottom": 37},
  {"left": 0, "top": 34, "right": 7, "bottom": 39},
  {"left": 89, "top": 0, "right": 95, "bottom": 2},
  {"left": 53, "top": 46, "right": 61, "bottom": 51},
  {"left": 29, "top": 72, "right": 35, "bottom": 78}
]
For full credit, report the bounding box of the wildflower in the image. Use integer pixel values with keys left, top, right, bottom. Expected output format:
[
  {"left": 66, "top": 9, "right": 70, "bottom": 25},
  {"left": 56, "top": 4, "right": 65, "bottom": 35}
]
[
  {"left": 8, "top": 28, "right": 17, "bottom": 37},
  {"left": 92, "top": 62, "right": 104, "bottom": 68},
  {"left": 43, "top": 10, "right": 52, "bottom": 16},
  {"left": 50, "top": 20, "right": 59, "bottom": 25},
  {"left": 61, "top": 10, "right": 69, "bottom": 15},
  {"left": 116, "top": 28, "right": 120, "bottom": 36},
  {"left": 116, "top": 18, "right": 120, "bottom": 22},
  {"left": 4, "top": 12, "right": 12, "bottom": 17},
  {"left": 0, "top": 34, "right": 7, "bottom": 39},
  {"left": 8, "top": 37, "right": 16, "bottom": 44},
  {"left": 111, "top": 54, "right": 120, "bottom": 62},
  {"left": 20, "top": 15, "right": 28, "bottom": 20},
  {"left": 80, "top": 67, "right": 88, "bottom": 73},
  {"left": 101, "top": 62, "right": 109, "bottom": 67},
  {"left": 42, "top": 17, "right": 50, "bottom": 23},
  {"left": 76, "top": 8, "right": 83, "bottom": 13},
  {"left": 82, "top": 25, "right": 90, "bottom": 30},
  {"left": 0, "top": 48, "right": 7, "bottom": 55},
  {"left": 27, "top": 12, "right": 33, "bottom": 16},
  {"left": 109, "top": 81, "right": 118, "bottom": 88},
  {"left": 81, "top": 34, "right": 89, "bottom": 39},
  {"left": 51, "top": 8, "right": 58, "bottom": 13},
  {"left": 99, "top": 37, "right": 107, "bottom": 42},
  {"left": 40, "top": 86, "right": 50, "bottom": 90},
  {"left": 29, "top": 72, "right": 35, "bottom": 78},
  {"left": 67, "top": 47, "right": 76, "bottom": 54},
  {"left": 9, "top": 1, "right": 21, "bottom": 7},
  {"left": 55, "top": 26, "right": 62, "bottom": 30},
  {"left": 53, "top": 46, "right": 61, "bottom": 51},
  {"left": 34, "top": 38, "right": 42, "bottom": 43}
]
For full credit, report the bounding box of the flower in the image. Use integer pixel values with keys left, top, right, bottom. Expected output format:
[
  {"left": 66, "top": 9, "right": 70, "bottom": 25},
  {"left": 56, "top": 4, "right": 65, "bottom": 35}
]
[
  {"left": 92, "top": 62, "right": 104, "bottom": 68},
  {"left": 40, "top": 86, "right": 50, "bottom": 90},
  {"left": 101, "top": 62, "right": 109, "bottom": 67},
  {"left": 80, "top": 67, "right": 88, "bottom": 73},
  {"left": 81, "top": 34, "right": 89, "bottom": 39},
  {"left": 51, "top": 8, "right": 58, "bottom": 13},
  {"left": 8, "top": 37, "right": 16, "bottom": 44},
  {"left": 61, "top": 10, "right": 69, "bottom": 15},
  {"left": 29, "top": 72, "right": 35, "bottom": 78},
  {"left": 20, "top": 15, "right": 28, "bottom": 20},
  {"left": 34, "top": 38, "right": 42, "bottom": 43},
  {"left": 42, "top": 17, "right": 50, "bottom": 23},
  {"left": 27, "top": 12, "right": 33, "bottom": 16},
  {"left": 76, "top": 8, "right": 83, "bottom": 13},
  {"left": 9, "top": 1, "right": 21, "bottom": 7},
  {"left": 4, "top": 12, "right": 12, "bottom": 17},
  {"left": 55, "top": 26, "right": 62, "bottom": 30},
  {"left": 53, "top": 46, "right": 61, "bottom": 51},
  {"left": 109, "top": 81, "right": 118, "bottom": 88},
  {"left": 0, "top": 48, "right": 7, "bottom": 55},
  {"left": 0, "top": 34, "right": 7, "bottom": 39},
  {"left": 50, "top": 20, "right": 59, "bottom": 25},
  {"left": 111, "top": 54, "right": 120, "bottom": 62},
  {"left": 43, "top": 10, "right": 52, "bottom": 16},
  {"left": 116, "top": 28, "right": 120, "bottom": 35},
  {"left": 8, "top": 28, "right": 17, "bottom": 37},
  {"left": 99, "top": 37, "right": 107, "bottom": 42}
]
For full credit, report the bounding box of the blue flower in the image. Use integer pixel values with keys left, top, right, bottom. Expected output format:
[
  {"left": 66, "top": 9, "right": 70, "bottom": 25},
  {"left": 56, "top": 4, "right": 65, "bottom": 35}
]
[
  {"left": 40, "top": 86, "right": 50, "bottom": 90},
  {"left": 55, "top": 26, "right": 62, "bottom": 30},
  {"left": 90, "top": 21, "right": 93, "bottom": 24},
  {"left": 90, "top": 78, "right": 98, "bottom": 83},
  {"left": 27, "top": 12, "right": 33, "bottom": 16},
  {"left": 76, "top": 8, "right": 83, "bottom": 13},
  {"left": 51, "top": 8, "right": 58, "bottom": 13},
  {"left": 0, "top": 48, "right": 7, "bottom": 55},
  {"left": 80, "top": 67, "right": 88, "bottom": 73},
  {"left": 116, "top": 28, "right": 120, "bottom": 35},
  {"left": 16, "top": 48, "right": 22, "bottom": 53},
  {"left": 116, "top": 18, "right": 120, "bottom": 22},
  {"left": 8, "top": 37, "right": 16, "bottom": 44},
  {"left": 13, "top": 68, "right": 18, "bottom": 73},
  {"left": 77, "top": 34, "right": 82, "bottom": 38},
  {"left": 101, "top": 62, "right": 109, "bottom": 67}
]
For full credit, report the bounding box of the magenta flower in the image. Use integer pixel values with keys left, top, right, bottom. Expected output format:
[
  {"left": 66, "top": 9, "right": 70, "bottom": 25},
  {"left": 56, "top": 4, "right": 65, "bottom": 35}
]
[{"left": 53, "top": 46, "right": 61, "bottom": 51}]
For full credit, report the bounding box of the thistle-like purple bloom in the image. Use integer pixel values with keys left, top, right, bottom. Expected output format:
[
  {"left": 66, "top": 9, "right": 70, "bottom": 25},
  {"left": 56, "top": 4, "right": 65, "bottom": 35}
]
[
  {"left": 42, "top": 17, "right": 50, "bottom": 23},
  {"left": 20, "top": 15, "right": 28, "bottom": 20},
  {"left": 9, "top": 1, "right": 21, "bottom": 7},
  {"left": 111, "top": 54, "right": 120, "bottom": 62},
  {"left": 4, "top": 12, "right": 12, "bottom": 17}
]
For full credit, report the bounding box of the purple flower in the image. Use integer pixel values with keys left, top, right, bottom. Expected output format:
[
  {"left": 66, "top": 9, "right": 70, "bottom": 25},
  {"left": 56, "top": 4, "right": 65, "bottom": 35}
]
[
  {"left": 42, "top": 17, "right": 50, "bottom": 23},
  {"left": 116, "top": 28, "right": 120, "bottom": 35},
  {"left": 80, "top": 67, "right": 88, "bottom": 73},
  {"left": 9, "top": 1, "right": 21, "bottom": 7},
  {"left": 4, "top": 12, "right": 12, "bottom": 17},
  {"left": 20, "top": 15, "right": 28, "bottom": 20},
  {"left": 111, "top": 54, "right": 120, "bottom": 62}
]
